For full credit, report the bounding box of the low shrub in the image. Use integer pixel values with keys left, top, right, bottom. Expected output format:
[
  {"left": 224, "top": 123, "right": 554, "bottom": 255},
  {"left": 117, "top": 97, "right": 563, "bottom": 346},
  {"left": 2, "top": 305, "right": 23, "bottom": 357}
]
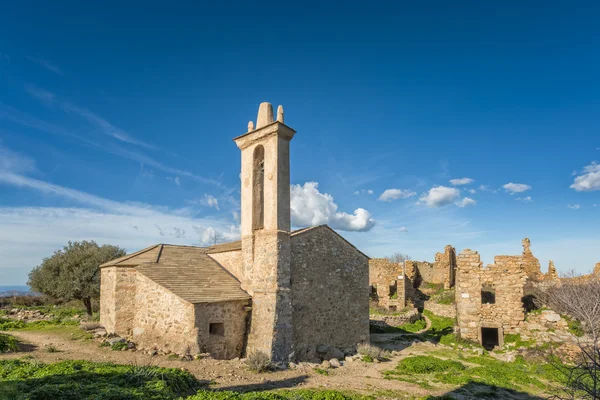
[
  {"left": 397, "top": 318, "right": 427, "bottom": 333},
  {"left": 314, "top": 367, "right": 329, "bottom": 376},
  {"left": 246, "top": 350, "right": 272, "bottom": 373},
  {"left": 394, "top": 355, "right": 466, "bottom": 374},
  {"left": 0, "top": 333, "right": 19, "bottom": 353},
  {"left": 563, "top": 316, "right": 585, "bottom": 337},
  {"left": 357, "top": 343, "right": 390, "bottom": 361},
  {"left": 45, "top": 345, "right": 59, "bottom": 353}
]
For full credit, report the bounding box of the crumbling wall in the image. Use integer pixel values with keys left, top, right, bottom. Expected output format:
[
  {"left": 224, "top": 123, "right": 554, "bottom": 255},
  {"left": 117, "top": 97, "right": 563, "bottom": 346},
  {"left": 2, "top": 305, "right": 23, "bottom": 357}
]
[
  {"left": 521, "top": 238, "right": 542, "bottom": 280},
  {"left": 369, "top": 258, "right": 406, "bottom": 310},
  {"left": 433, "top": 245, "right": 457, "bottom": 288},
  {"left": 455, "top": 249, "right": 527, "bottom": 343}
]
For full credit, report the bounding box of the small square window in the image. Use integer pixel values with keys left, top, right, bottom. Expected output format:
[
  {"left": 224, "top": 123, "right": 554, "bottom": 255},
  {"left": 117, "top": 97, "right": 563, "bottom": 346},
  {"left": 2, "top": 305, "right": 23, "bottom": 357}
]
[{"left": 209, "top": 323, "right": 224, "bottom": 336}]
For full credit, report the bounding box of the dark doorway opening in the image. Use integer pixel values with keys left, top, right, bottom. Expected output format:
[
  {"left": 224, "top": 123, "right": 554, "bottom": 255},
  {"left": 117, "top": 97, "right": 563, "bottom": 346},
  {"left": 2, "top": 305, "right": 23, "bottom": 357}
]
[
  {"left": 522, "top": 295, "right": 538, "bottom": 313},
  {"left": 481, "top": 327, "right": 500, "bottom": 350}
]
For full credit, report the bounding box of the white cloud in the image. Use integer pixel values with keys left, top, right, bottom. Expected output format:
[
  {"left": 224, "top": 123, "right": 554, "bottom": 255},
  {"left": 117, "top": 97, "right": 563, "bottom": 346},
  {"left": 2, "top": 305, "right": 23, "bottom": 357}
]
[
  {"left": 367, "top": 189, "right": 374, "bottom": 195},
  {"left": 466, "top": 188, "right": 476, "bottom": 194},
  {"left": 418, "top": 186, "right": 460, "bottom": 207},
  {"left": 26, "top": 84, "right": 155, "bottom": 149},
  {"left": 166, "top": 176, "right": 181, "bottom": 186},
  {"left": 399, "top": 226, "right": 408, "bottom": 232},
  {"left": 354, "top": 189, "right": 374, "bottom": 196},
  {"left": 456, "top": 197, "right": 476, "bottom": 208},
  {"left": 567, "top": 204, "right": 581, "bottom": 210},
  {"left": 503, "top": 182, "right": 531, "bottom": 194},
  {"left": 450, "top": 178, "right": 474, "bottom": 186},
  {"left": 291, "top": 182, "right": 375, "bottom": 232},
  {"left": 479, "top": 185, "right": 497, "bottom": 193},
  {"left": 378, "top": 188, "right": 417, "bottom": 202},
  {"left": 517, "top": 196, "right": 533, "bottom": 203},
  {"left": 0, "top": 144, "right": 36, "bottom": 174},
  {"left": 570, "top": 162, "right": 600, "bottom": 192},
  {"left": 201, "top": 194, "right": 220, "bottom": 210}
]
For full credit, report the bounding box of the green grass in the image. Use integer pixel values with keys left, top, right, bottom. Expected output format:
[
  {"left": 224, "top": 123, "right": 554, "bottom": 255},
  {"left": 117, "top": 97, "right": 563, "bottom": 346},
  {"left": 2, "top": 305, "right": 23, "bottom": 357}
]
[
  {"left": 314, "top": 367, "right": 329, "bottom": 376},
  {"left": 385, "top": 354, "right": 566, "bottom": 395},
  {"left": 111, "top": 341, "right": 129, "bottom": 351},
  {"left": 0, "top": 317, "right": 78, "bottom": 331},
  {"left": 0, "top": 358, "right": 371, "bottom": 400},
  {"left": 563, "top": 316, "right": 585, "bottom": 337},
  {"left": 0, "top": 358, "right": 202, "bottom": 400},
  {"left": 0, "top": 334, "right": 19, "bottom": 353},
  {"left": 503, "top": 333, "right": 536, "bottom": 348},
  {"left": 397, "top": 318, "right": 427, "bottom": 333}
]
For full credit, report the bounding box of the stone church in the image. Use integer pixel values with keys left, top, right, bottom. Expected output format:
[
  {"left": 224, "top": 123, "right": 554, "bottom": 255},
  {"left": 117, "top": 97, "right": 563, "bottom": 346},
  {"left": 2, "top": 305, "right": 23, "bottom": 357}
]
[{"left": 100, "top": 103, "right": 369, "bottom": 362}]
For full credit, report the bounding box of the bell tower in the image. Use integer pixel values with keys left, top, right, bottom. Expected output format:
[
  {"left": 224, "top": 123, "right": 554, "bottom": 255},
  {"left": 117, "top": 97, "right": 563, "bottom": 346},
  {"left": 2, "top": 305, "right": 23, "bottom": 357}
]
[{"left": 233, "top": 102, "right": 295, "bottom": 362}]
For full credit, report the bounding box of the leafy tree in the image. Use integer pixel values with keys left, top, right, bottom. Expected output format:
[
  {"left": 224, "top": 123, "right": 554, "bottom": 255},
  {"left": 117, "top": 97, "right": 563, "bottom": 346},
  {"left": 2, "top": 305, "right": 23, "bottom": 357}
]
[{"left": 28, "top": 241, "right": 126, "bottom": 316}]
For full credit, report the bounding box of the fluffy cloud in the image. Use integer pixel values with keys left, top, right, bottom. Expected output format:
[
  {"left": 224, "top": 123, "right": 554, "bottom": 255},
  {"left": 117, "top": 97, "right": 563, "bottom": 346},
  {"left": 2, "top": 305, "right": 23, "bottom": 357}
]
[
  {"left": 450, "top": 178, "right": 474, "bottom": 186},
  {"left": 517, "top": 196, "right": 533, "bottom": 203},
  {"left": 291, "top": 182, "right": 375, "bottom": 232},
  {"left": 466, "top": 188, "right": 476, "bottom": 194},
  {"left": 567, "top": 204, "right": 581, "bottom": 210},
  {"left": 378, "top": 189, "right": 417, "bottom": 202},
  {"left": 570, "top": 162, "right": 600, "bottom": 191},
  {"left": 456, "top": 197, "right": 476, "bottom": 208},
  {"left": 503, "top": 183, "right": 531, "bottom": 194},
  {"left": 418, "top": 186, "right": 460, "bottom": 208}
]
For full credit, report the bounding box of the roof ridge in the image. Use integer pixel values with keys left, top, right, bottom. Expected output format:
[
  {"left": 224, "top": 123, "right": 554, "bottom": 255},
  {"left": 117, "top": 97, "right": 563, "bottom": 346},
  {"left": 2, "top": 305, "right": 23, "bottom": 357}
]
[{"left": 100, "top": 244, "right": 162, "bottom": 267}]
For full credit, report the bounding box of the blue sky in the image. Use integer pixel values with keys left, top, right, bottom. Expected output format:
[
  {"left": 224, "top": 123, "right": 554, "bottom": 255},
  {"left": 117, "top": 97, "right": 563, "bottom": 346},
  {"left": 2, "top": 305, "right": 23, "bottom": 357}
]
[{"left": 1, "top": 2, "right": 599, "bottom": 285}]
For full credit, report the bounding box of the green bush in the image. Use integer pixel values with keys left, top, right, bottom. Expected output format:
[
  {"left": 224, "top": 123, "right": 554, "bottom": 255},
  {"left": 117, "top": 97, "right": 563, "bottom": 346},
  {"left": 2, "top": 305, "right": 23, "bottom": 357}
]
[
  {"left": 563, "top": 316, "right": 585, "bottom": 337},
  {"left": 0, "top": 333, "right": 19, "bottom": 353},
  {"left": 0, "top": 358, "right": 201, "bottom": 399},
  {"left": 0, "top": 316, "right": 78, "bottom": 331},
  {"left": 394, "top": 356, "right": 466, "bottom": 374}
]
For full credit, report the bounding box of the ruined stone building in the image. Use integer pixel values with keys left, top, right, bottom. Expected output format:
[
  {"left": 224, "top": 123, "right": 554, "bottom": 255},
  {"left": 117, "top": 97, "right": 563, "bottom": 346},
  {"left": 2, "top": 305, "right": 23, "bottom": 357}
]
[
  {"left": 454, "top": 238, "right": 558, "bottom": 349},
  {"left": 100, "top": 103, "right": 369, "bottom": 362},
  {"left": 368, "top": 245, "right": 456, "bottom": 310}
]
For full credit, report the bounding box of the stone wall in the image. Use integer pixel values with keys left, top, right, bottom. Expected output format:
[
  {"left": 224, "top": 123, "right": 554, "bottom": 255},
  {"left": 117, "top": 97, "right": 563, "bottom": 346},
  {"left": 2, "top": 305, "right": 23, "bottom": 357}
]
[
  {"left": 423, "top": 301, "right": 457, "bottom": 319},
  {"left": 368, "top": 258, "right": 405, "bottom": 309},
  {"left": 435, "top": 245, "right": 457, "bottom": 289},
  {"left": 194, "top": 300, "right": 250, "bottom": 359},
  {"left": 100, "top": 266, "right": 137, "bottom": 335},
  {"left": 370, "top": 308, "right": 420, "bottom": 329},
  {"left": 291, "top": 227, "right": 369, "bottom": 361},
  {"left": 132, "top": 273, "right": 198, "bottom": 355},
  {"left": 455, "top": 249, "right": 527, "bottom": 343},
  {"left": 208, "top": 250, "right": 243, "bottom": 283}
]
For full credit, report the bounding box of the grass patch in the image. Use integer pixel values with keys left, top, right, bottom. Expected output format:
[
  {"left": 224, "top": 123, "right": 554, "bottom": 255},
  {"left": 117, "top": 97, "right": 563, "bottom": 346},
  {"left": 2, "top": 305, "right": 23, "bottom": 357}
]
[
  {"left": 0, "top": 358, "right": 202, "bottom": 399},
  {"left": 314, "top": 367, "right": 329, "bottom": 376},
  {"left": 111, "top": 341, "right": 128, "bottom": 351},
  {"left": 503, "top": 333, "right": 535, "bottom": 349},
  {"left": 0, "top": 317, "right": 78, "bottom": 331},
  {"left": 0, "top": 333, "right": 19, "bottom": 353},
  {"left": 385, "top": 354, "right": 565, "bottom": 395},
  {"left": 563, "top": 316, "right": 585, "bottom": 337},
  {"left": 397, "top": 318, "right": 427, "bottom": 333}
]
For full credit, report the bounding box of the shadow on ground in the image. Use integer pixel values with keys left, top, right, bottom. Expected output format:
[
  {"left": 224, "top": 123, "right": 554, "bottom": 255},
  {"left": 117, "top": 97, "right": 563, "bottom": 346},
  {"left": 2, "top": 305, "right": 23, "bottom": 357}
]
[
  {"left": 216, "top": 375, "right": 309, "bottom": 393},
  {"left": 425, "top": 382, "right": 545, "bottom": 400}
]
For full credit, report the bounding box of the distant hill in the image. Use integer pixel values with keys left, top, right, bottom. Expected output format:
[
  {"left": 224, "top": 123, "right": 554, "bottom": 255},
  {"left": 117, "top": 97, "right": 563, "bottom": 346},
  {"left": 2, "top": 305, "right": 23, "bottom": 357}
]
[{"left": 0, "top": 286, "right": 37, "bottom": 297}]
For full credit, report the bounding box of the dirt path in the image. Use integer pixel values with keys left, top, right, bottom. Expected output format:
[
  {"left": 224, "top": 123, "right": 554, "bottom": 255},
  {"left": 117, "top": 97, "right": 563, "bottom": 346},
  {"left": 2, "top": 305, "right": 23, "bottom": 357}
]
[{"left": 0, "top": 328, "right": 435, "bottom": 397}]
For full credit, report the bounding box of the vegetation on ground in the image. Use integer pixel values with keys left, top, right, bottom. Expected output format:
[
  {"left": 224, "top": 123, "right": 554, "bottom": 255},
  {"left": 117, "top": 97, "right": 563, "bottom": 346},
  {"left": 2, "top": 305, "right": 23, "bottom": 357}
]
[
  {"left": 0, "top": 316, "right": 78, "bottom": 331},
  {"left": 245, "top": 350, "right": 272, "bottom": 373},
  {"left": 28, "top": 240, "right": 126, "bottom": 316},
  {"left": 0, "top": 358, "right": 202, "bottom": 399},
  {"left": 0, "top": 334, "right": 19, "bottom": 353},
  {"left": 385, "top": 354, "right": 566, "bottom": 395},
  {"left": 357, "top": 343, "right": 391, "bottom": 362},
  {"left": 396, "top": 318, "right": 427, "bottom": 333}
]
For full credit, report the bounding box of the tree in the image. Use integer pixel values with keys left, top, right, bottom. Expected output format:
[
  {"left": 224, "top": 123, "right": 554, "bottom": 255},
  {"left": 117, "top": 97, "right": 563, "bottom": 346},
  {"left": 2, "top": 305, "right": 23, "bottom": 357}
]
[
  {"left": 542, "top": 272, "right": 600, "bottom": 399},
  {"left": 387, "top": 252, "right": 411, "bottom": 264},
  {"left": 28, "top": 241, "right": 126, "bottom": 316}
]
